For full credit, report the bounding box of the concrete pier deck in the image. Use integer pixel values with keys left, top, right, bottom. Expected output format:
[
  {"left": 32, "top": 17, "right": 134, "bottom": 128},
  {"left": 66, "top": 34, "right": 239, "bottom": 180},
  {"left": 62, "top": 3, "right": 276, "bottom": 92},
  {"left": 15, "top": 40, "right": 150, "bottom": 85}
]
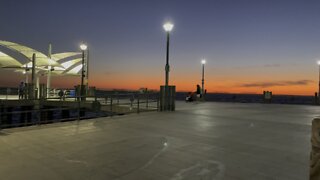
[{"left": 0, "top": 101, "right": 317, "bottom": 180}]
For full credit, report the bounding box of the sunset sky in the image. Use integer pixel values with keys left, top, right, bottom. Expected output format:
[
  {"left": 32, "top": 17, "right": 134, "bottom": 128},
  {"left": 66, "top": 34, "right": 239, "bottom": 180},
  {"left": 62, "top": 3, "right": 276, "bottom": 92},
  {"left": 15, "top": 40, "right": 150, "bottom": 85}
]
[{"left": 1, "top": 0, "right": 320, "bottom": 95}]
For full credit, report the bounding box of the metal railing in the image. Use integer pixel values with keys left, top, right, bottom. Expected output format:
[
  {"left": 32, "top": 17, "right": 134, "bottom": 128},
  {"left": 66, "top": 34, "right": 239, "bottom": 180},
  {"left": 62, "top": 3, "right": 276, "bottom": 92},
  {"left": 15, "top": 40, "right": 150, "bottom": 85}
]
[
  {"left": 95, "top": 92, "right": 159, "bottom": 114},
  {"left": 0, "top": 92, "right": 159, "bottom": 129}
]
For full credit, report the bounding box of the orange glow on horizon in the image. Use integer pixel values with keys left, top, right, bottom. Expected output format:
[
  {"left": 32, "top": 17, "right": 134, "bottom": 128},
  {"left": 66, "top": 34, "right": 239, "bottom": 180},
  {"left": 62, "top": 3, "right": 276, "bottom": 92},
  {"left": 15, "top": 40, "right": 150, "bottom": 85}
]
[
  {"left": 86, "top": 76, "right": 317, "bottom": 96},
  {"left": 1, "top": 69, "right": 316, "bottom": 96}
]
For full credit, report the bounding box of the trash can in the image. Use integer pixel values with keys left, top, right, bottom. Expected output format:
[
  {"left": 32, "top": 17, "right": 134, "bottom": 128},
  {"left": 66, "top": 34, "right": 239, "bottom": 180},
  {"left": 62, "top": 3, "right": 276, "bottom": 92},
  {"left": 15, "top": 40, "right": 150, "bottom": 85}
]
[{"left": 69, "top": 90, "right": 76, "bottom": 97}]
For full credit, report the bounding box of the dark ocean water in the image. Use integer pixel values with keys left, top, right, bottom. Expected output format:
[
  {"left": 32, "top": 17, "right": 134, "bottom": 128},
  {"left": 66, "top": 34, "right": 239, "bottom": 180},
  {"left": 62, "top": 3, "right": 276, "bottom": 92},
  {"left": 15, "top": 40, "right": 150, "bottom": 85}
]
[
  {"left": 176, "top": 92, "right": 317, "bottom": 105},
  {"left": 96, "top": 90, "right": 318, "bottom": 105},
  {"left": 0, "top": 87, "right": 317, "bottom": 105}
]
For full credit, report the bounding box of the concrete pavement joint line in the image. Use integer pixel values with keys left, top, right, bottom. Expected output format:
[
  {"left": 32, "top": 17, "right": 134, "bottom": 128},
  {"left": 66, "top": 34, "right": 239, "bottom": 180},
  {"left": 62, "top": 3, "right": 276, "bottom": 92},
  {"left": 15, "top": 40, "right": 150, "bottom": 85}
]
[
  {"left": 170, "top": 160, "right": 225, "bottom": 180},
  {"left": 111, "top": 137, "right": 169, "bottom": 179},
  {"left": 140, "top": 138, "right": 168, "bottom": 170},
  {"left": 66, "top": 159, "right": 89, "bottom": 167}
]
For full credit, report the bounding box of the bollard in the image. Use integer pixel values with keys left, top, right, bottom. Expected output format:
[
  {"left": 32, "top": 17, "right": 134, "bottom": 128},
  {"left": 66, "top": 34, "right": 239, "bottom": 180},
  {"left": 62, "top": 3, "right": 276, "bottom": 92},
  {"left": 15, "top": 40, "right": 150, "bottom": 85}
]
[
  {"left": 117, "top": 95, "right": 119, "bottom": 105},
  {"left": 6, "top": 88, "right": 10, "bottom": 100},
  {"left": 146, "top": 93, "right": 149, "bottom": 109},
  {"left": 310, "top": 118, "right": 320, "bottom": 179},
  {"left": 110, "top": 96, "right": 113, "bottom": 116},
  {"left": 105, "top": 96, "right": 108, "bottom": 105},
  {"left": 77, "top": 96, "right": 80, "bottom": 120},
  {"left": 130, "top": 95, "right": 134, "bottom": 111}
]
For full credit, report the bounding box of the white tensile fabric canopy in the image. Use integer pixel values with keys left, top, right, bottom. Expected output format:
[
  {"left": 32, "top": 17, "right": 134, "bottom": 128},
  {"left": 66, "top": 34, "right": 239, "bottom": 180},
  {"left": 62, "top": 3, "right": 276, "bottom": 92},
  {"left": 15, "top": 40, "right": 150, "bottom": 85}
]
[{"left": 0, "top": 40, "right": 84, "bottom": 76}]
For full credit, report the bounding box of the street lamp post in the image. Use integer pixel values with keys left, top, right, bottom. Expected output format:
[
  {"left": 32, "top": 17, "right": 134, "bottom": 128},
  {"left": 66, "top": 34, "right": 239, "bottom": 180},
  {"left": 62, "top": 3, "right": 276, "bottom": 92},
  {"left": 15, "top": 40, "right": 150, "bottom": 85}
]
[
  {"left": 318, "top": 61, "right": 320, "bottom": 100},
  {"left": 86, "top": 48, "right": 89, "bottom": 88},
  {"left": 201, "top": 59, "right": 206, "bottom": 99},
  {"left": 163, "top": 22, "right": 174, "bottom": 87},
  {"left": 47, "top": 43, "right": 52, "bottom": 98},
  {"left": 80, "top": 43, "right": 87, "bottom": 101},
  {"left": 160, "top": 22, "right": 175, "bottom": 111},
  {"left": 24, "top": 64, "right": 29, "bottom": 83}
]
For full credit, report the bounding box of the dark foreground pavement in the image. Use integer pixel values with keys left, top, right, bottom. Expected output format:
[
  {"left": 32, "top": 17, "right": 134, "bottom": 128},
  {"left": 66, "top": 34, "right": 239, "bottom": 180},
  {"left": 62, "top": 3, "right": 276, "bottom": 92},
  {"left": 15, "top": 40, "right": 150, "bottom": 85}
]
[{"left": 0, "top": 101, "right": 318, "bottom": 180}]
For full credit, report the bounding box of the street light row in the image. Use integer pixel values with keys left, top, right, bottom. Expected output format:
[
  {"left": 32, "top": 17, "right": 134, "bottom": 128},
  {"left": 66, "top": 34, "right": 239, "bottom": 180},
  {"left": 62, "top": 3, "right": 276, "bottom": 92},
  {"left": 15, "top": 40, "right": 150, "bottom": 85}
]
[
  {"left": 79, "top": 22, "right": 206, "bottom": 100},
  {"left": 164, "top": 21, "right": 320, "bottom": 98},
  {"left": 163, "top": 22, "right": 206, "bottom": 97}
]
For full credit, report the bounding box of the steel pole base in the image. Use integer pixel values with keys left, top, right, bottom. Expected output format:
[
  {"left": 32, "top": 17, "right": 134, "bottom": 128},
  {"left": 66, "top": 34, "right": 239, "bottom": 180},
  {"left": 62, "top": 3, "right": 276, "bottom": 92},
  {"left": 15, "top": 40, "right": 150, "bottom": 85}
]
[{"left": 159, "top": 85, "right": 175, "bottom": 111}]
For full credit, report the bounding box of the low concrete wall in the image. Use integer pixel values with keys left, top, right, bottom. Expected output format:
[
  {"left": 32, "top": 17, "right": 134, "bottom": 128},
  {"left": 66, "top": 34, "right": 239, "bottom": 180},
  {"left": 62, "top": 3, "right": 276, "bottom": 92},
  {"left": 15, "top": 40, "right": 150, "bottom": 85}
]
[{"left": 310, "top": 118, "right": 320, "bottom": 180}]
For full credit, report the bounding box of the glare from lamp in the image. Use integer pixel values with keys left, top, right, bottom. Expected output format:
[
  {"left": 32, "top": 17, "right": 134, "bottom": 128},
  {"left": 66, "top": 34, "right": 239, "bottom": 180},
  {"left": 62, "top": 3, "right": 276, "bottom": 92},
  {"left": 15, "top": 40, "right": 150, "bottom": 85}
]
[
  {"left": 80, "top": 43, "right": 87, "bottom": 51},
  {"left": 201, "top": 59, "right": 206, "bottom": 64},
  {"left": 163, "top": 22, "right": 174, "bottom": 32}
]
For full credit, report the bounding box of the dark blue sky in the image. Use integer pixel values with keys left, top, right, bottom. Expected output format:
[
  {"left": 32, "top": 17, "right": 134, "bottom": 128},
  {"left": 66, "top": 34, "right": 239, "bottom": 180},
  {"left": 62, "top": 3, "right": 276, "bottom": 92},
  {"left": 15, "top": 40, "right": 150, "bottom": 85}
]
[{"left": 1, "top": 0, "right": 320, "bottom": 94}]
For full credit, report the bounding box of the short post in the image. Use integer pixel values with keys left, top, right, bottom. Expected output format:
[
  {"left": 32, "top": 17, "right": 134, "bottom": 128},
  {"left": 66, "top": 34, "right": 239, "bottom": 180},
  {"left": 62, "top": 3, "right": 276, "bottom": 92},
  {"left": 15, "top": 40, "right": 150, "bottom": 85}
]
[
  {"left": 38, "top": 99, "right": 42, "bottom": 125},
  {"left": 117, "top": 95, "right": 119, "bottom": 105},
  {"left": 105, "top": 96, "right": 108, "bottom": 104},
  {"left": 6, "top": 88, "right": 10, "bottom": 100},
  {"left": 157, "top": 96, "right": 160, "bottom": 111},
  {"left": 146, "top": 93, "right": 149, "bottom": 109},
  {"left": 110, "top": 96, "right": 113, "bottom": 116},
  {"left": 130, "top": 95, "right": 134, "bottom": 111},
  {"left": 77, "top": 95, "right": 80, "bottom": 120},
  {"left": 310, "top": 118, "right": 320, "bottom": 179}
]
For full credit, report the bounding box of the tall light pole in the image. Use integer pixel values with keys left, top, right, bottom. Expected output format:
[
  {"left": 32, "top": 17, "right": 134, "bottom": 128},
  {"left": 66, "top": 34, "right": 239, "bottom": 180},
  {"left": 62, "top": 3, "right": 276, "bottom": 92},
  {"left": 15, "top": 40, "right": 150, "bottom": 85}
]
[
  {"left": 318, "top": 61, "right": 320, "bottom": 99},
  {"left": 24, "top": 64, "right": 29, "bottom": 83},
  {"left": 163, "top": 22, "right": 174, "bottom": 87},
  {"left": 86, "top": 48, "right": 89, "bottom": 89},
  {"left": 47, "top": 43, "right": 52, "bottom": 98},
  {"left": 201, "top": 59, "right": 206, "bottom": 99},
  {"left": 80, "top": 43, "right": 87, "bottom": 101}
]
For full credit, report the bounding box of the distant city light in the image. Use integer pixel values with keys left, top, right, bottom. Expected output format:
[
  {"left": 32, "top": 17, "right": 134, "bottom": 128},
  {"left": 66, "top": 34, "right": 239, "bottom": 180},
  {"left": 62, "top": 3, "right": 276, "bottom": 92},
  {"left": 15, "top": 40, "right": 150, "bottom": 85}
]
[{"left": 163, "top": 22, "right": 174, "bottom": 32}]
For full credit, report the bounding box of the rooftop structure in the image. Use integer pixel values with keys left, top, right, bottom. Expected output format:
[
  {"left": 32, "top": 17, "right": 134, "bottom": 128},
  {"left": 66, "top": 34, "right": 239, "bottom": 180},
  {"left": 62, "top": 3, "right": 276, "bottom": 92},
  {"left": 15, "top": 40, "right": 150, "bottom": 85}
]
[{"left": 0, "top": 40, "right": 83, "bottom": 76}]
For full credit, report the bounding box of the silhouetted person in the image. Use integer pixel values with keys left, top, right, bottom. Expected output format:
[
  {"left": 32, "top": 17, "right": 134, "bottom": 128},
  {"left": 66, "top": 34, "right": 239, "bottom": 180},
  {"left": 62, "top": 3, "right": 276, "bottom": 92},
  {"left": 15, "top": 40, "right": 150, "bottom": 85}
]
[
  {"left": 130, "top": 95, "right": 135, "bottom": 110},
  {"left": 58, "top": 90, "right": 64, "bottom": 101},
  {"left": 24, "top": 82, "right": 28, "bottom": 99},
  {"left": 186, "top": 92, "right": 194, "bottom": 102}
]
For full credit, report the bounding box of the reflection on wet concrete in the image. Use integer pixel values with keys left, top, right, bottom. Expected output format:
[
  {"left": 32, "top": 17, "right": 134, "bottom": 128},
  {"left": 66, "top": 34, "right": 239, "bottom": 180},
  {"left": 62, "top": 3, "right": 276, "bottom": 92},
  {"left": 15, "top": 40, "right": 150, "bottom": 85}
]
[
  {"left": 139, "top": 138, "right": 168, "bottom": 170},
  {"left": 99, "top": 136, "right": 168, "bottom": 179},
  {"left": 171, "top": 160, "right": 225, "bottom": 180}
]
